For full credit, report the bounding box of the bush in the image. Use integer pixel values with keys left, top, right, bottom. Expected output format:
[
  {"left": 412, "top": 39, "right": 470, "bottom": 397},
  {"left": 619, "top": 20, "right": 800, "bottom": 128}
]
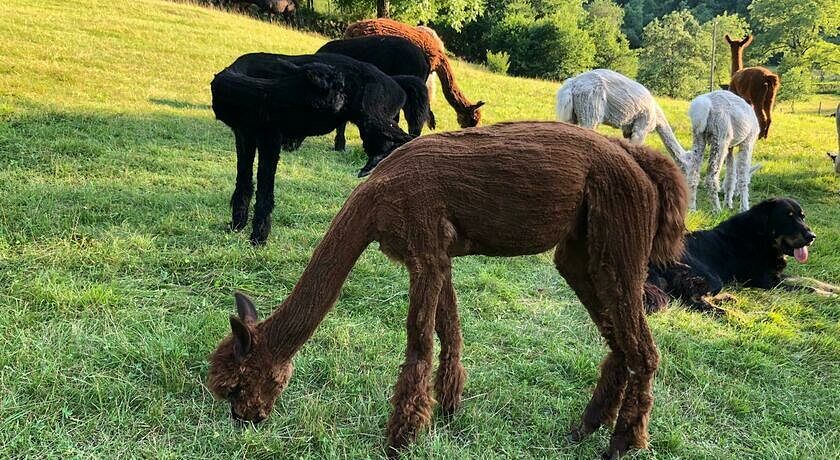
[
  {"left": 637, "top": 10, "right": 708, "bottom": 98},
  {"left": 486, "top": 50, "right": 510, "bottom": 74},
  {"left": 487, "top": 0, "right": 595, "bottom": 80}
]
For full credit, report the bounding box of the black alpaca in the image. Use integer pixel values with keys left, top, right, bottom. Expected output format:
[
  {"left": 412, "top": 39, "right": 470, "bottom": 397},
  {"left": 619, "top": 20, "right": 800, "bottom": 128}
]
[
  {"left": 317, "top": 35, "right": 436, "bottom": 145},
  {"left": 211, "top": 53, "right": 414, "bottom": 245}
]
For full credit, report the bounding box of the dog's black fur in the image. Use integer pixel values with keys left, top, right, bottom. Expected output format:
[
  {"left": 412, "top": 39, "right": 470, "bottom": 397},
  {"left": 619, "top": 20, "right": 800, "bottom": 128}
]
[{"left": 645, "top": 197, "right": 817, "bottom": 313}]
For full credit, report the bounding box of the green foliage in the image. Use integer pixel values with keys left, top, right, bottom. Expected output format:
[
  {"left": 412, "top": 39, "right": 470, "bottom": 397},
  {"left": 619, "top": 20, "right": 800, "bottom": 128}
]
[
  {"left": 637, "top": 10, "right": 708, "bottom": 98},
  {"left": 778, "top": 55, "right": 816, "bottom": 102},
  {"left": 486, "top": 0, "right": 596, "bottom": 79},
  {"left": 618, "top": 0, "right": 752, "bottom": 48},
  {"left": 331, "top": 0, "right": 484, "bottom": 30},
  {"left": 749, "top": 0, "right": 840, "bottom": 62},
  {"left": 703, "top": 13, "right": 751, "bottom": 85},
  {"left": 586, "top": 0, "right": 639, "bottom": 77},
  {"left": 485, "top": 49, "right": 510, "bottom": 74}
]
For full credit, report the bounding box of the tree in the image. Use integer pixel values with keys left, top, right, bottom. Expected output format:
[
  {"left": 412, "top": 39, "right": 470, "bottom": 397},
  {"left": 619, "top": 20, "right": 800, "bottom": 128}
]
[
  {"left": 702, "top": 13, "right": 750, "bottom": 87},
  {"left": 637, "top": 10, "right": 708, "bottom": 98},
  {"left": 586, "top": 0, "right": 638, "bottom": 77},
  {"left": 487, "top": 0, "right": 596, "bottom": 79},
  {"left": 748, "top": 0, "right": 840, "bottom": 64},
  {"left": 332, "top": 0, "right": 484, "bottom": 30}
]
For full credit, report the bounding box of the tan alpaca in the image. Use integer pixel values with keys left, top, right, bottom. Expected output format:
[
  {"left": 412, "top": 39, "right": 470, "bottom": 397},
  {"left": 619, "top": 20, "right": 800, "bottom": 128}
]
[
  {"left": 345, "top": 18, "right": 485, "bottom": 128},
  {"left": 208, "top": 121, "right": 687, "bottom": 459}
]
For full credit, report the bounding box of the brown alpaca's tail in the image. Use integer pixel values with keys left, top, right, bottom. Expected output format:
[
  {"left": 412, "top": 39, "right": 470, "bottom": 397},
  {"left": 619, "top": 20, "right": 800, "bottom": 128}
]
[
  {"left": 760, "top": 74, "right": 779, "bottom": 138},
  {"left": 620, "top": 142, "right": 688, "bottom": 266}
]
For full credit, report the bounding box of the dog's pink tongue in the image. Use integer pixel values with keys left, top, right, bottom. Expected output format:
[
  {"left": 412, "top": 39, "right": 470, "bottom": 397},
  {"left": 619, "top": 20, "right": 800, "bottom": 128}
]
[{"left": 794, "top": 246, "right": 809, "bottom": 263}]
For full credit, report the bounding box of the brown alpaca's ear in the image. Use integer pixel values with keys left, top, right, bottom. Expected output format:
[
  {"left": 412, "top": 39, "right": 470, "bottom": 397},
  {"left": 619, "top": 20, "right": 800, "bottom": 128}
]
[
  {"left": 473, "top": 101, "right": 485, "bottom": 109},
  {"left": 234, "top": 291, "right": 259, "bottom": 323},
  {"left": 229, "top": 315, "right": 253, "bottom": 361},
  {"left": 724, "top": 34, "right": 734, "bottom": 44},
  {"left": 741, "top": 35, "right": 753, "bottom": 46}
]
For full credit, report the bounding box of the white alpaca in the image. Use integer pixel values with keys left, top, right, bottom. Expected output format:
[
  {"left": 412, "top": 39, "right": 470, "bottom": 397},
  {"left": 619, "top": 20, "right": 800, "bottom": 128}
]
[
  {"left": 556, "top": 69, "right": 687, "bottom": 162},
  {"left": 684, "top": 90, "right": 760, "bottom": 212}
]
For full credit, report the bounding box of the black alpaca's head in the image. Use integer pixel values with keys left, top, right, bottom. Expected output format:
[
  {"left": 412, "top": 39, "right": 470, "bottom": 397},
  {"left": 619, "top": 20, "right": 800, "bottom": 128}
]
[{"left": 302, "top": 63, "right": 346, "bottom": 112}]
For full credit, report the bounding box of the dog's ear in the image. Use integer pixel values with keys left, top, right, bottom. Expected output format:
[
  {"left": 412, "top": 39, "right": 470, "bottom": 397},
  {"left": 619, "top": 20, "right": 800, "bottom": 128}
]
[{"left": 743, "top": 199, "right": 775, "bottom": 237}]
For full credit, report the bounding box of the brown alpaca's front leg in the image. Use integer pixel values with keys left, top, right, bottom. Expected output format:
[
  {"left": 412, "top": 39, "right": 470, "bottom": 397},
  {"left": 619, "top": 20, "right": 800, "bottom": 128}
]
[
  {"left": 433, "top": 270, "right": 466, "bottom": 416},
  {"left": 387, "top": 262, "right": 444, "bottom": 456}
]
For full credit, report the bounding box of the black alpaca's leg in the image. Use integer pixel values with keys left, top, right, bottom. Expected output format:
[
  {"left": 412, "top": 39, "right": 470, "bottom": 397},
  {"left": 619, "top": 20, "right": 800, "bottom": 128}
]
[
  {"left": 250, "top": 133, "right": 281, "bottom": 245},
  {"left": 334, "top": 122, "right": 347, "bottom": 151},
  {"left": 230, "top": 128, "right": 257, "bottom": 232}
]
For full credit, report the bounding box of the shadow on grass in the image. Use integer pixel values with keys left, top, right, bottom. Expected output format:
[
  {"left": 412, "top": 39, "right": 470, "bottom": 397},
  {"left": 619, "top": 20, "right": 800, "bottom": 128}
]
[
  {"left": 0, "top": 106, "right": 367, "bottom": 241},
  {"left": 149, "top": 98, "right": 211, "bottom": 110}
]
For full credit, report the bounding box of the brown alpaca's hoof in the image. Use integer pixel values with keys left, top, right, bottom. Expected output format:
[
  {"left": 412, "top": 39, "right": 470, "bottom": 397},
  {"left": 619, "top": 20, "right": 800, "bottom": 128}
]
[{"left": 566, "top": 423, "right": 598, "bottom": 443}]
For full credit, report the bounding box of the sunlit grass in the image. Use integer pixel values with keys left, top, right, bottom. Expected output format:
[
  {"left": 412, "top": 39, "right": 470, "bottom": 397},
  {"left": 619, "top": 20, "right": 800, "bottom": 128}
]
[{"left": 1, "top": 0, "right": 838, "bottom": 458}]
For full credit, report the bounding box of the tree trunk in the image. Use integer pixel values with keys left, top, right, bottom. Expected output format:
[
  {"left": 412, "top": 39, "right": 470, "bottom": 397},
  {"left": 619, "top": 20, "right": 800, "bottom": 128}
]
[{"left": 376, "top": 0, "right": 389, "bottom": 17}]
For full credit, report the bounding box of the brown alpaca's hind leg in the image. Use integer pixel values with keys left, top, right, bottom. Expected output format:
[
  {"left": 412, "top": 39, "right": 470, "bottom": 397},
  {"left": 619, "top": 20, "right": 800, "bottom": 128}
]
[
  {"left": 603, "top": 305, "right": 658, "bottom": 459},
  {"left": 556, "top": 244, "right": 628, "bottom": 443},
  {"left": 590, "top": 259, "right": 657, "bottom": 458},
  {"left": 387, "top": 257, "right": 447, "bottom": 455},
  {"left": 434, "top": 270, "right": 466, "bottom": 416}
]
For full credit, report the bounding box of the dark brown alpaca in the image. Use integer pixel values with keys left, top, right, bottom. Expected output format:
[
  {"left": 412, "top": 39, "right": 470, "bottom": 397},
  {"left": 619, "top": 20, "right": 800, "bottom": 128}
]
[
  {"left": 725, "top": 34, "right": 780, "bottom": 139},
  {"left": 344, "top": 18, "right": 485, "bottom": 128},
  {"left": 207, "top": 122, "right": 688, "bottom": 459}
]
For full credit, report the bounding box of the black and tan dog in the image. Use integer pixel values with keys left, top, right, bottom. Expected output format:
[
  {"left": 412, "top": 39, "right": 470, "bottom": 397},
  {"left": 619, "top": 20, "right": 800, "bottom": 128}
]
[{"left": 645, "top": 197, "right": 838, "bottom": 314}]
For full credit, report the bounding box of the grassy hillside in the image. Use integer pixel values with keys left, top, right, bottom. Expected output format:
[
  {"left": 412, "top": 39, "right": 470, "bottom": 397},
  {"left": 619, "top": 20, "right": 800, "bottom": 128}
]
[{"left": 1, "top": 0, "right": 838, "bottom": 458}]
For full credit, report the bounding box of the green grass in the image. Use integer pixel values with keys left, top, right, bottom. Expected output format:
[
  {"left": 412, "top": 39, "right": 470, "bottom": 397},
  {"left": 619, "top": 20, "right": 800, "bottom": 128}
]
[{"left": 1, "top": 0, "right": 839, "bottom": 458}]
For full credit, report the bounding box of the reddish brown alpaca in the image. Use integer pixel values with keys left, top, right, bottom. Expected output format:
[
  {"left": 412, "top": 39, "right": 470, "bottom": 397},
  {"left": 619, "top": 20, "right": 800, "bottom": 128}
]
[
  {"left": 345, "top": 18, "right": 485, "bottom": 128},
  {"left": 725, "top": 34, "right": 780, "bottom": 139},
  {"left": 207, "top": 122, "right": 687, "bottom": 459}
]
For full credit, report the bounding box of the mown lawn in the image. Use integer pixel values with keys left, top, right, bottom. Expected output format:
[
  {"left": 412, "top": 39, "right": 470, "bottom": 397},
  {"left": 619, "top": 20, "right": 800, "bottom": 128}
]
[{"left": 1, "top": 0, "right": 838, "bottom": 458}]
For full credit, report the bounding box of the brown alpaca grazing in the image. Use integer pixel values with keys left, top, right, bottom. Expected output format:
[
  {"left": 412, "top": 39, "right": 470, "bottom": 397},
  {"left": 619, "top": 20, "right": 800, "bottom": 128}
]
[
  {"left": 207, "top": 121, "right": 688, "bottom": 459},
  {"left": 725, "top": 34, "right": 780, "bottom": 139},
  {"left": 345, "top": 18, "right": 485, "bottom": 128}
]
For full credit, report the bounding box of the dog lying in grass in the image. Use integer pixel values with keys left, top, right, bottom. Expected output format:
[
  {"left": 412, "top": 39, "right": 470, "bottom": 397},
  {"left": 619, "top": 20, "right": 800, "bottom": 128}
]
[{"left": 645, "top": 197, "right": 838, "bottom": 314}]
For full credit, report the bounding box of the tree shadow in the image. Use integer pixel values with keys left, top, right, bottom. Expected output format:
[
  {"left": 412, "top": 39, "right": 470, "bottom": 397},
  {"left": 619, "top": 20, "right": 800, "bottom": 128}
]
[{"left": 149, "top": 98, "right": 211, "bottom": 110}]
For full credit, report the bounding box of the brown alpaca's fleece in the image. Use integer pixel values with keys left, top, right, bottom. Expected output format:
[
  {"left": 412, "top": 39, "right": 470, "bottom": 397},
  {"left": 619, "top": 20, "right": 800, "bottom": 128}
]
[
  {"left": 207, "top": 121, "right": 688, "bottom": 459},
  {"left": 344, "top": 18, "right": 485, "bottom": 128},
  {"left": 725, "top": 34, "right": 780, "bottom": 139}
]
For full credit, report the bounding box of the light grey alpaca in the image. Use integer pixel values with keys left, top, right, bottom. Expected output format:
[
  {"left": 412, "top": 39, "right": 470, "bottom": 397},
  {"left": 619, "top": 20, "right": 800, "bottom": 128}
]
[
  {"left": 684, "top": 90, "right": 759, "bottom": 212},
  {"left": 556, "top": 69, "right": 687, "bottom": 162}
]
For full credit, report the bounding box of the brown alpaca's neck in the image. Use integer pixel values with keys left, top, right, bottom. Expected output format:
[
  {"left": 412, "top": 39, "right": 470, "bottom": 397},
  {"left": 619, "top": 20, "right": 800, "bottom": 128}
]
[
  {"left": 259, "top": 190, "right": 374, "bottom": 362},
  {"left": 730, "top": 46, "right": 744, "bottom": 76},
  {"left": 435, "top": 56, "right": 476, "bottom": 113}
]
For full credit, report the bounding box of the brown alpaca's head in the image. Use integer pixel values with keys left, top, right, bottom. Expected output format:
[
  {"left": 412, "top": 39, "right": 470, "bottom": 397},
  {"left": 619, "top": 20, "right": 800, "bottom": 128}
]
[
  {"left": 207, "top": 292, "right": 293, "bottom": 423},
  {"left": 724, "top": 34, "right": 753, "bottom": 52},
  {"left": 457, "top": 101, "right": 485, "bottom": 128}
]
